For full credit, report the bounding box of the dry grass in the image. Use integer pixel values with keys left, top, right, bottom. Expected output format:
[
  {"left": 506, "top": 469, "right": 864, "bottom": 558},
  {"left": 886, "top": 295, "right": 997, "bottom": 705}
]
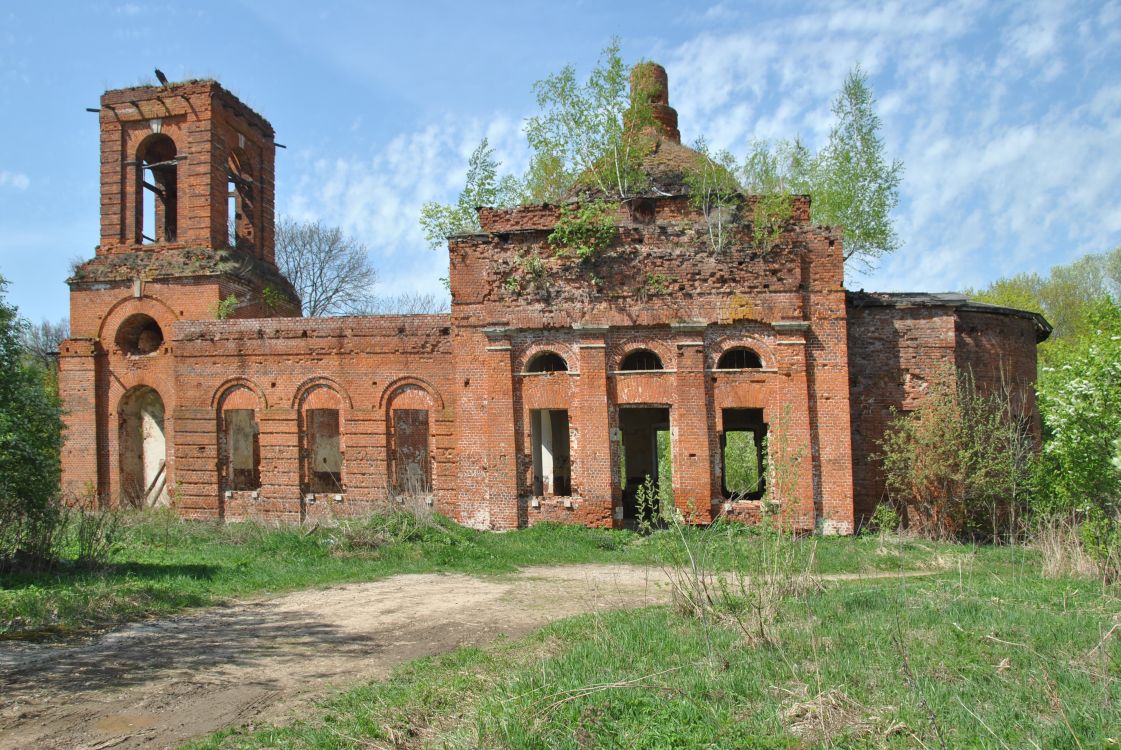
[
  {"left": 1033, "top": 516, "right": 1121, "bottom": 584},
  {"left": 659, "top": 517, "right": 822, "bottom": 646},
  {"left": 777, "top": 683, "right": 904, "bottom": 745},
  {"left": 1036, "top": 518, "right": 1101, "bottom": 579}
]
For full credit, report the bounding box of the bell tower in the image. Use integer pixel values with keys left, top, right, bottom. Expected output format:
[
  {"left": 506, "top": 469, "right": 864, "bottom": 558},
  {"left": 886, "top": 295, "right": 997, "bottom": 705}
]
[
  {"left": 69, "top": 77, "right": 300, "bottom": 329},
  {"left": 60, "top": 76, "right": 300, "bottom": 503},
  {"left": 97, "top": 78, "right": 281, "bottom": 263}
]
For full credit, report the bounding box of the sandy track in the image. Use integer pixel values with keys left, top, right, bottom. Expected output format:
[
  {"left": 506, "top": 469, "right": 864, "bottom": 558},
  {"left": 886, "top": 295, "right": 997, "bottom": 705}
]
[
  {"left": 0, "top": 565, "right": 670, "bottom": 750},
  {"left": 0, "top": 565, "right": 935, "bottom": 749}
]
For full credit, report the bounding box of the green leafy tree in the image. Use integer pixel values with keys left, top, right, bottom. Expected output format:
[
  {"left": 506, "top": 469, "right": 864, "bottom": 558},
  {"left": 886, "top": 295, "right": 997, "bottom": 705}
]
[
  {"left": 684, "top": 137, "right": 742, "bottom": 253},
  {"left": 524, "top": 39, "right": 656, "bottom": 200},
  {"left": 1033, "top": 298, "right": 1121, "bottom": 577},
  {"left": 811, "top": 66, "right": 903, "bottom": 268},
  {"left": 419, "top": 138, "right": 524, "bottom": 249},
  {"left": 715, "top": 68, "right": 900, "bottom": 266},
  {"left": 0, "top": 275, "right": 64, "bottom": 568},
  {"left": 741, "top": 138, "right": 813, "bottom": 251},
  {"left": 966, "top": 246, "right": 1121, "bottom": 363}
]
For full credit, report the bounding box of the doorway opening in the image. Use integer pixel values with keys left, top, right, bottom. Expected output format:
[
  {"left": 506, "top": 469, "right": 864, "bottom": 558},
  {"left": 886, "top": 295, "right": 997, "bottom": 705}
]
[
  {"left": 119, "top": 386, "right": 168, "bottom": 507},
  {"left": 721, "top": 408, "right": 766, "bottom": 499},
  {"left": 305, "top": 408, "right": 342, "bottom": 493},
  {"left": 530, "top": 409, "right": 571, "bottom": 497},
  {"left": 391, "top": 408, "right": 431, "bottom": 494},
  {"left": 619, "top": 407, "right": 672, "bottom": 524}
]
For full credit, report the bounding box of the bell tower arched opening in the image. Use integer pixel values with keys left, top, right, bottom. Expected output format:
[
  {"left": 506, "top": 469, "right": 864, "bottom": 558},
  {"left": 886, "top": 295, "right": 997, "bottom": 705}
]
[{"left": 136, "top": 133, "right": 178, "bottom": 244}]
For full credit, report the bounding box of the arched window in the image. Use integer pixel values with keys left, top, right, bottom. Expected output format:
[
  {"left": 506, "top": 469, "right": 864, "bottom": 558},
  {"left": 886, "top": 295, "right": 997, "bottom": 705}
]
[
  {"left": 386, "top": 385, "right": 436, "bottom": 497},
  {"left": 137, "top": 134, "right": 178, "bottom": 244},
  {"left": 299, "top": 386, "right": 344, "bottom": 494},
  {"left": 526, "top": 351, "right": 568, "bottom": 373},
  {"left": 217, "top": 386, "right": 261, "bottom": 493},
  {"left": 116, "top": 314, "right": 164, "bottom": 356},
  {"left": 620, "top": 349, "right": 663, "bottom": 371},
  {"left": 717, "top": 347, "right": 763, "bottom": 370},
  {"left": 227, "top": 146, "right": 256, "bottom": 251}
]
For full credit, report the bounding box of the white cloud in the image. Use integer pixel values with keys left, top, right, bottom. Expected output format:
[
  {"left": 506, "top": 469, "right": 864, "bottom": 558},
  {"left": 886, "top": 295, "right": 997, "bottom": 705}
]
[
  {"left": 284, "top": 113, "right": 526, "bottom": 298},
  {"left": 658, "top": 0, "right": 1121, "bottom": 293},
  {"left": 0, "top": 169, "right": 29, "bottom": 190},
  {"left": 278, "top": 0, "right": 1121, "bottom": 298}
]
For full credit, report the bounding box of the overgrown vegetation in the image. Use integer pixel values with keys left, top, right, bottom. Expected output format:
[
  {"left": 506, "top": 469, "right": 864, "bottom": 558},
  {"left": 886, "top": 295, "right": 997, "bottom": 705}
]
[
  {"left": 211, "top": 292, "right": 239, "bottom": 320},
  {"left": 526, "top": 40, "right": 658, "bottom": 201},
  {"left": 1, "top": 509, "right": 950, "bottom": 639},
  {"left": 419, "top": 45, "right": 904, "bottom": 274},
  {"left": 967, "top": 245, "right": 1121, "bottom": 365},
  {"left": 880, "top": 367, "right": 1035, "bottom": 541},
  {"left": 419, "top": 138, "right": 525, "bottom": 248},
  {"left": 945, "top": 249, "right": 1121, "bottom": 580},
  {"left": 683, "top": 137, "right": 741, "bottom": 253},
  {"left": 548, "top": 200, "right": 617, "bottom": 261},
  {"left": 0, "top": 275, "right": 64, "bottom": 573}
]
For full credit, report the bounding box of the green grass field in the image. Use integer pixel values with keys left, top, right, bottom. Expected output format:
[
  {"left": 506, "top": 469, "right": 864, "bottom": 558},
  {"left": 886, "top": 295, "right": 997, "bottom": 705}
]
[
  {"left": 2, "top": 510, "right": 944, "bottom": 639},
  {"left": 5, "top": 511, "right": 1119, "bottom": 747},
  {"left": 190, "top": 544, "right": 1121, "bottom": 749}
]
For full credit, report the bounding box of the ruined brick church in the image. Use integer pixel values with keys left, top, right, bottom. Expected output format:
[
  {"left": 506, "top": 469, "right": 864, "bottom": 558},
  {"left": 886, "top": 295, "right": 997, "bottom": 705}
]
[{"left": 59, "top": 65, "right": 1049, "bottom": 533}]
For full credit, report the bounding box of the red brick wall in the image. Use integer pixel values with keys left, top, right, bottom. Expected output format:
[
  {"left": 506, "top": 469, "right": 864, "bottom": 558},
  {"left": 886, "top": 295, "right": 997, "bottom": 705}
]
[
  {"left": 98, "top": 81, "right": 276, "bottom": 262},
  {"left": 168, "top": 315, "right": 454, "bottom": 521},
  {"left": 450, "top": 195, "right": 853, "bottom": 532},
  {"left": 846, "top": 300, "right": 1042, "bottom": 525},
  {"left": 60, "top": 79, "right": 1044, "bottom": 535},
  {"left": 955, "top": 310, "right": 1041, "bottom": 435}
]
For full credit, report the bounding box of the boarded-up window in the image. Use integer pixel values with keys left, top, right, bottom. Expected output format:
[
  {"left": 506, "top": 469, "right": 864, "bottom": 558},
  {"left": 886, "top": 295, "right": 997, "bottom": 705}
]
[
  {"left": 307, "top": 408, "right": 342, "bottom": 492},
  {"left": 721, "top": 408, "right": 766, "bottom": 499},
  {"left": 392, "top": 408, "right": 431, "bottom": 493},
  {"left": 531, "top": 409, "right": 571, "bottom": 496},
  {"left": 223, "top": 409, "right": 260, "bottom": 491}
]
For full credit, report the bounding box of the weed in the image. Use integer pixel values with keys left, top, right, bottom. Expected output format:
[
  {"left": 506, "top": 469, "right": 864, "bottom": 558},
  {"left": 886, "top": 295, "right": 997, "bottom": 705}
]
[
  {"left": 548, "top": 201, "right": 616, "bottom": 261},
  {"left": 212, "top": 293, "right": 238, "bottom": 320},
  {"left": 868, "top": 502, "right": 901, "bottom": 534}
]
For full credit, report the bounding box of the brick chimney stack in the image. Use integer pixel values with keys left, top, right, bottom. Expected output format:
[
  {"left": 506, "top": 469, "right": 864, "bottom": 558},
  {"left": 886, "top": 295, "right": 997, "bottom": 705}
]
[{"left": 630, "top": 62, "right": 681, "bottom": 143}]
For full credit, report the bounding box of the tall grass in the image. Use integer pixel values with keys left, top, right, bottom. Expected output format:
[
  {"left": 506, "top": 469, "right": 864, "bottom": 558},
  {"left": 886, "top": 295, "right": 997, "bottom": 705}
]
[
  {"left": 1, "top": 508, "right": 955, "bottom": 639},
  {"left": 188, "top": 545, "right": 1121, "bottom": 749}
]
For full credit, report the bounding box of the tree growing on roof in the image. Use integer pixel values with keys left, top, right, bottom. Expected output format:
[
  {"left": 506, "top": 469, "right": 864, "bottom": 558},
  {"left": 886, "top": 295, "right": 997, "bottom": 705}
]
[
  {"left": 419, "top": 139, "right": 524, "bottom": 249},
  {"left": 811, "top": 65, "right": 903, "bottom": 269}
]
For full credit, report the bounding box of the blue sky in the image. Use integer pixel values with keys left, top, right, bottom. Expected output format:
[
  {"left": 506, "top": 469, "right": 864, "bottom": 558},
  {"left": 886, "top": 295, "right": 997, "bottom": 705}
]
[{"left": 1, "top": 0, "right": 1119, "bottom": 324}]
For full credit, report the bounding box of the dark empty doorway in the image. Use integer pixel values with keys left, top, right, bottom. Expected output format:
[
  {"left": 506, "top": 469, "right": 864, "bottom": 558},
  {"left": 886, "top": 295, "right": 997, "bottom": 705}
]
[{"left": 619, "top": 407, "right": 672, "bottom": 523}]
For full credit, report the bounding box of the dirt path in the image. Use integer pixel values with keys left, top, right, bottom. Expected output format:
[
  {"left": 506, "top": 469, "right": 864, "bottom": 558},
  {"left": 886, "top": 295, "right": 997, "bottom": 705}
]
[
  {"left": 0, "top": 565, "right": 935, "bottom": 750},
  {"left": 0, "top": 565, "right": 671, "bottom": 750}
]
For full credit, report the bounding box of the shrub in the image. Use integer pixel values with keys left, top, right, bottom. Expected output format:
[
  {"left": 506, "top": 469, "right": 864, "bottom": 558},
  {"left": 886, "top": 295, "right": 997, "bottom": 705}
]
[
  {"left": 548, "top": 201, "right": 616, "bottom": 261},
  {"left": 1034, "top": 299, "right": 1121, "bottom": 519},
  {"left": 867, "top": 503, "right": 900, "bottom": 534},
  {"left": 879, "top": 367, "right": 1034, "bottom": 540}
]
